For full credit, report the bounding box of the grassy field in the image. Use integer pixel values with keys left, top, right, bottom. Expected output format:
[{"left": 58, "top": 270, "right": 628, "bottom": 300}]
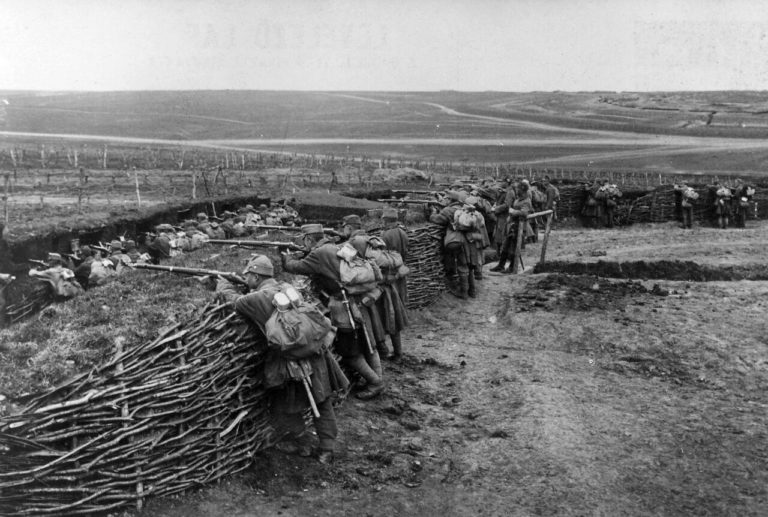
[{"left": 4, "top": 90, "right": 768, "bottom": 173}]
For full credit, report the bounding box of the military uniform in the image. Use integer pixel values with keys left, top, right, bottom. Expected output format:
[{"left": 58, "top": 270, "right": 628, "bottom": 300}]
[
  {"left": 283, "top": 221, "right": 385, "bottom": 400},
  {"left": 218, "top": 256, "right": 341, "bottom": 461}
]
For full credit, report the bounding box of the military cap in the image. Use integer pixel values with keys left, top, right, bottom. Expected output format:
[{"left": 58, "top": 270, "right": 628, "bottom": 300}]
[
  {"left": 47, "top": 252, "right": 64, "bottom": 264},
  {"left": 109, "top": 240, "right": 123, "bottom": 251},
  {"left": 242, "top": 255, "right": 274, "bottom": 277},
  {"left": 342, "top": 214, "right": 362, "bottom": 227},
  {"left": 79, "top": 245, "right": 93, "bottom": 257},
  {"left": 244, "top": 204, "right": 256, "bottom": 212},
  {"left": 156, "top": 223, "right": 175, "bottom": 232},
  {"left": 382, "top": 207, "right": 399, "bottom": 220},
  {"left": 464, "top": 195, "right": 480, "bottom": 207},
  {"left": 301, "top": 223, "right": 324, "bottom": 235},
  {"left": 446, "top": 190, "right": 468, "bottom": 203},
  {"left": 221, "top": 211, "right": 237, "bottom": 218},
  {"left": 196, "top": 212, "right": 208, "bottom": 220},
  {"left": 258, "top": 204, "right": 268, "bottom": 211},
  {"left": 477, "top": 187, "right": 496, "bottom": 200},
  {"left": 124, "top": 240, "right": 137, "bottom": 251}
]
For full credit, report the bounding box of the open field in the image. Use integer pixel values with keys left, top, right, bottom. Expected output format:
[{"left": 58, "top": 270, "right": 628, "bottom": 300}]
[{"left": 4, "top": 90, "right": 768, "bottom": 172}]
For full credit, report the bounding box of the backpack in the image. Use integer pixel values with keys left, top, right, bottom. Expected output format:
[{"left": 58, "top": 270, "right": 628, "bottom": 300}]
[
  {"left": 454, "top": 208, "right": 480, "bottom": 231},
  {"left": 337, "top": 242, "right": 382, "bottom": 294},
  {"left": 530, "top": 187, "right": 546, "bottom": 205},
  {"left": 265, "top": 287, "right": 335, "bottom": 360},
  {"left": 364, "top": 236, "right": 404, "bottom": 271}
]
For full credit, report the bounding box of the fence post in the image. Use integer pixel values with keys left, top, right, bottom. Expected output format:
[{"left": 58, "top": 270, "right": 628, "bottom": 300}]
[
  {"left": 134, "top": 168, "right": 142, "bottom": 207},
  {"left": 2, "top": 173, "right": 9, "bottom": 226},
  {"left": 539, "top": 212, "right": 554, "bottom": 264}
]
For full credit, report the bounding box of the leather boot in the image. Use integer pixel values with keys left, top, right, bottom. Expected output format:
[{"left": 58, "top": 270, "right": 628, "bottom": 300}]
[
  {"left": 467, "top": 273, "right": 477, "bottom": 298},
  {"left": 474, "top": 265, "right": 483, "bottom": 280},
  {"left": 489, "top": 252, "right": 507, "bottom": 272},
  {"left": 457, "top": 273, "right": 469, "bottom": 299},
  {"left": 389, "top": 333, "right": 402, "bottom": 360}
]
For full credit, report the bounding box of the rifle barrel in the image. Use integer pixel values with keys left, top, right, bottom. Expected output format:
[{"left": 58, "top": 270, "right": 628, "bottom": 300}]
[
  {"left": 207, "top": 239, "right": 306, "bottom": 251},
  {"left": 132, "top": 263, "right": 246, "bottom": 284}
]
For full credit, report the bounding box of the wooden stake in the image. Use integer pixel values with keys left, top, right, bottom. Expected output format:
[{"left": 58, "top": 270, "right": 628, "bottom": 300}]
[
  {"left": 539, "top": 213, "right": 554, "bottom": 264},
  {"left": 134, "top": 168, "right": 141, "bottom": 207}
]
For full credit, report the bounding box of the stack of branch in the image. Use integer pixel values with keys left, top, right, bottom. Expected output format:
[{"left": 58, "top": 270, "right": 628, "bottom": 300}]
[
  {"left": 0, "top": 303, "right": 281, "bottom": 516},
  {"left": 402, "top": 224, "right": 446, "bottom": 308}
]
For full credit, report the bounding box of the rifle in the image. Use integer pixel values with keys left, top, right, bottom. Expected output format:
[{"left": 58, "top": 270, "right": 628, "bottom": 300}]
[
  {"left": 391, "top": 189, "right": 441, "bottom": 195},
  {"left": 252, "top": 224, "right": 338, "bottom": 235},
  {"left": 377, "top": 198, "right": 441, "bottom": 205},
  {"left": 339, "top": 285, "right": 375, "bottom": 355},
  {"left": 28, "top": 259, "right": 49, "bottom": 269},
  {"left": 131, "top": 263, "right": 247, "bottom": 285},
  {"left": 207, "top": 239, "right": 307, "bottom": 252}
]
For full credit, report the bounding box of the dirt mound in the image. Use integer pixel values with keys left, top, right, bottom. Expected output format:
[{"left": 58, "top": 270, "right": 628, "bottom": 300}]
[
  {"left": 535, "top": 259, "right": 768, "bottom": 281},
  {"left": 507, "top": 273, "right": 666, "bottom": 312}
]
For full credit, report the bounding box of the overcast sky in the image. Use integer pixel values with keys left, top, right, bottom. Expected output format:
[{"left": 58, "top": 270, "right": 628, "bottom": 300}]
[{"left": 2, "top": 0, "right": 768, "bottom": 92}]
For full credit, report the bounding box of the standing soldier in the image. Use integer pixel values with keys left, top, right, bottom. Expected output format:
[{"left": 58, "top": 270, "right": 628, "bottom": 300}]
[
  {"left": 216, "top": 255, "right": 344, "bottom": 464},
  {"left": 379, "top": 208, "right": 409, "bottom": 360},
  {"left": 712, "top": 183, "right": 733, "bottom": 229},
  {"left": 430, "top": 192, "right": 471, "bottom": 298},
  {"left": 542, "top": 175, "right": 560, "bottom": 221},
  {"left": 491, "top": 179, "right": 516, "bottom": 257},
  {"left": 380, "top": 208, "right": 409, "bottom": 307},
  {"left": 674, "top": 183, "right": 699, "bottom": 229},
  {"left": 491, "top": 181, "right": 533, "bottom": 273},
  {"left": 282, "top": 223, "right": 386, "bottom": 400},
  {"left": 732, "top": 179, "right": 754, "bottom": 228},
  {"left": 582, "top": 179, "right": 602, "bottom": 228}
]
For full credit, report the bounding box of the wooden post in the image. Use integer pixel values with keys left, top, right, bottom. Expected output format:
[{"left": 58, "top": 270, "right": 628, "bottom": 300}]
[
  {"left": 539, "top": 212, "right": 554, "bottom": 264},
  {"left": 511, "top": 218, "right": 525, "bottom": 274},
  {"left": 192, "top": 172, "right": 197, "bottom": 199},
  {"left": 134, "top": 168, "right": 141, "bottom": 207},
  {"left": 3, "top": 173, "right": 9, "bottom": 225}
]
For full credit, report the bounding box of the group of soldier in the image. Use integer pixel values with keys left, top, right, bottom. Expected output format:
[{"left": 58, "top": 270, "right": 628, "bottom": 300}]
[
  {"left": 211, "top": 208, "right": 410, "bottom": 464},
  {"left": 674, "top": 179, "right": 756, "bottom": 230},
  {"left": 11, "top": 201, "right": 411, "bottom": 465},
  {"left": 424, "top": 175, "right": 559, "bottom": 298},
  {"left": 16, "top": 202, "right": 303, "bottom": 300},
  {"left": 581, "top": 179, "right": 623, "bottom": 228}
]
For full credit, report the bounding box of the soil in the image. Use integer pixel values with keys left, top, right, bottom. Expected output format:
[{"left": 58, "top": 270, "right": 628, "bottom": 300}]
[{"left": 135, "top": 220, "right": 768, "bottom": 517}]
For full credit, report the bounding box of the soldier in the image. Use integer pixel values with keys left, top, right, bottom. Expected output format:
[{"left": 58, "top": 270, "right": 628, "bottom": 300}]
[
  {"left": 463, "top": 195, "right": 491, "bottom": 282},
  {"left": 674, "top": 183, "right": 698, "bottom": 229},
  {"left": 491, "top": 180, "right": 516, "bottom": 256},
  {"left": 29, "top": 253, "right": 84, "bottom": 299},
  {"left": 598, "top": 180, "right": 622, "bottom": 228},
  {"left": 430, "top": 192, "right": 472, "bottom": 298},
  {"left": 123, "top": 240, "right": 141, "bottom": 263},
  {"left": 146, "top": 224, "right": 175, "bottom": 261},
  {"left": 582, "top": 179, "right": 602, "bottom": 228},
  {"left": 542, "top": 175, "right": 560, "bottom": 220},
  {"left": 491, "top": 181, "right": 533, "bottom": 273},
  {"left": 73, "top": 245, "right": 95, "bottom": 289},
  {"left": 217, "top": 255, "right": 343, "bottom": 464},
  {"left": 732, "top": 179, "right": 754, "bottom": 228},
  {"left": 195, "top": 212, "right": 210, "bottom": 232},
  {"left": 712, "top": 183, "right": 733, "bottom": 229},
  {"left": 474, "top": 187, "right": 497, "bottom": 244},
  {"left": 107, "top": 240, "right": 131, "bottom": 272},
  {"left": 380, "top": 208, "right": 409, "bottom": 306},
  {"left": 282, "top": 224, "right": 386, "bottom": 401}
]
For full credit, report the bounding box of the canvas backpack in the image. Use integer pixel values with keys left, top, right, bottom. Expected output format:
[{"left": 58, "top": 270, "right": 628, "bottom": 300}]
[
  {"left": 337, "top": 242, "right": 382, "bottom": 294},
  {"left": 265, "top": 286, "right": 335, "bottom": 360}
]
